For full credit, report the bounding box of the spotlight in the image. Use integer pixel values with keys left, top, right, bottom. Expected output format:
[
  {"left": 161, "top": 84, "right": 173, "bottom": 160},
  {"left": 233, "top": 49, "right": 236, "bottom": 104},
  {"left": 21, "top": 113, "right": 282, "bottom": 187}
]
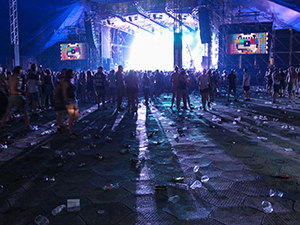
[
  {"left": 153, "top": 14, "right": 157, "bottom": 19},
  {"left": 129, "top": 17, "right": 132, "bottom": 22}
]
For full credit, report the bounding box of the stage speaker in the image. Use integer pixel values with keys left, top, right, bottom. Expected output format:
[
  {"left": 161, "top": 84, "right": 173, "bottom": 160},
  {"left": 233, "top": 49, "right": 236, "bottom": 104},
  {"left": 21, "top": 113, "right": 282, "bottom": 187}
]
[{"left": 198, "top": 8, "right": 211, "bottom": 44}]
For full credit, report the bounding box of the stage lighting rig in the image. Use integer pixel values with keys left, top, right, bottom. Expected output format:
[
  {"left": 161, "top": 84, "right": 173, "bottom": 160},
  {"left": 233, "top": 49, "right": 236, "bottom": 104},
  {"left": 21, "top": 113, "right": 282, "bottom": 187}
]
[
  {"left": 164, "top": 6, "right": 195, "bottom": 32},
  {"left": 112, "top": 13, "right": 153, "bottom": 34},
  {"left": 134, "top": 1, "right": 169, "bottom": 30}
]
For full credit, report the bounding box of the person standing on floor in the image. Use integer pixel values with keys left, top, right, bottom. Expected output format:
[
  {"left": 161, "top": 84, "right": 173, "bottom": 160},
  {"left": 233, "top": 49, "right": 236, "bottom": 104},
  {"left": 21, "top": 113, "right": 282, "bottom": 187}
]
[
  {"left": 108, "top": 70, "right": 116, "bottom": 103},
  {"left": 170, "top": 66, "right": 179, "bottom": 109},
  {"left": 287, "top": 66, "right": 298, "bottom": 102},
  {"left": 94, "top": 66, "right": 107, "bottom": 109},
  {"left": 176, "top": 69, "right": 188, "bottom": 110},
  {"left": 227, "top": 69, "right": 237, "bottom": 102},
  {"left": 198, "top": 69, "right": 210, "bottom": 111},
  {"left": 142, "top": 72, "right": 150, "bottom": 106},
  {"left": 54, "top": 70, "right": 66, "bottom": 132},
  {"left": 272, "top": 68, "right": 281, "bottom": 103},
  {"left": 243, "top": 68, "right": 251, "bottom": 101},
  {"left": 26, "top": 64, "right": 40, "bottom": 114},
  {"left": 115, "top": 65, "right": 125, "bottom": 111}
]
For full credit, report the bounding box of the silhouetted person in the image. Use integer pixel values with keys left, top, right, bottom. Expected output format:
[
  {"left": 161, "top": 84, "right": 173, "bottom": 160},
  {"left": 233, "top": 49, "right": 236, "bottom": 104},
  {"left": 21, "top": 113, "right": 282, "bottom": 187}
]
[
  {"left": 227, "top": 69, "right": 237, "bottom": 102},
  {"left": 94, "top": 66, "right": 107, "bottom": 109},
  {"left": 243, "top": 68, "right": 251, "bottom": 101},
  {"left": 1, "top": 66, "right": 29, "bottom": 130},
  {"left": 62, "top": 69, "right": 79, "bottom": 138},
  {"left": 116, "top": 65, "right": 125, "bottom": 111},
  {"left": 170, "top": 66, "right": 179, "bottom": 109}
]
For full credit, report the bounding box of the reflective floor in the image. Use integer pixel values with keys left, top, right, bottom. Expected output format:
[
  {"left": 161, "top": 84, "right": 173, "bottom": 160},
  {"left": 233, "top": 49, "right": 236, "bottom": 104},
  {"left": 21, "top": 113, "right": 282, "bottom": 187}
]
[{"left": 0, "top": 90, "right": 300, "bottom": 225}]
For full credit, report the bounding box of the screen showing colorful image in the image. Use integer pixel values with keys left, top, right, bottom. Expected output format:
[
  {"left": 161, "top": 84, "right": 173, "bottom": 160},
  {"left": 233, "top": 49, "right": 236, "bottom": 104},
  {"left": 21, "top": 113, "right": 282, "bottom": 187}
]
[
  {"left": 229, "top": 32, "right": 269, "bottom": 54},
  {"left": 60, "top": 43, "right": 86, "bottom": 60}
]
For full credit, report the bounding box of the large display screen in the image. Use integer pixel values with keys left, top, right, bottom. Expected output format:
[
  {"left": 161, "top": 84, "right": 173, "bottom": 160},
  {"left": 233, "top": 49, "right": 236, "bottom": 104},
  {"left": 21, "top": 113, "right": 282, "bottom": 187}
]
[
  {"left": 229, "top": 32, "right": 269, "bottom": 54},
  {"left": 60, "top": 43, "right": 87, "bottom": 60}
]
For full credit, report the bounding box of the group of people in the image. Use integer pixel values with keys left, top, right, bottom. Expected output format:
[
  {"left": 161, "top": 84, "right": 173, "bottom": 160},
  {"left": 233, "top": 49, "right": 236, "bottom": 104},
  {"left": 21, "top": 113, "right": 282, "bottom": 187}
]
[
  {"left": 0, "top": 65, "right": 79, "bottom": 138},
  {"left": 265, "top": 67, "right": 300, "bottom": 103},
  {"left": 1, "top": 63, "right": 300, "bottom": 137}
]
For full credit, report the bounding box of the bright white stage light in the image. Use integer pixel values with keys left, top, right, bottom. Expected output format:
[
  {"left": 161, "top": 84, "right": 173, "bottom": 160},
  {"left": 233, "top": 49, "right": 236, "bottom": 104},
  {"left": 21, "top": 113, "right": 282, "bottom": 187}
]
[
  {"left": 127, "top": 31, "right": 174, "bottom": 71},
  {"left": 182, "top": 30, "right": 204, "bottom": 71},
  {"left": 127, "top": 29, "right": 210, "bottom": 71}
]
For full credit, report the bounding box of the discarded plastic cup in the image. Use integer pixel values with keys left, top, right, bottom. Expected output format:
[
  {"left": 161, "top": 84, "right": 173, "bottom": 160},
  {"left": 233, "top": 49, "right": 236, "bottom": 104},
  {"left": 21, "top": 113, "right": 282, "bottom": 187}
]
[
  {"left": 97, "top": 210, "right": 105, "bottom": 215},
  {"left": 277, "top": 191, "right": 284, "bottom": 198},
  {"left": 0, "top": 144, "right": 8, "bottom": 150},
  {"left": 261, "top": 201, "right": 273, "bottom": 214},
  {"left": 78, "top": 163, "right": 86, "bottom": 168},
  {"left": 44, "top": 176, "right": 55, "bottom": 182},
  {"left": 190, "top": 180, "right": 202, "bottom": 189},
  {"left": 34, "top": 215, "right": 49, "bottom": 225},
  {"left": 193, "top": 165, "right": 200, "bottom": 173},
  {"left": 67, "top": 199, "right": 80, "bottom": 212},
  {"left": 269, "top": 189, "right": 276, "bottom": 197},
  {"left": 52, "top": 204, "right": 66, "bottom": 216},
  {"left": 257, "top": 136, "right": 268, "bottom": 141},
  {"left": 41, "top": 130, "right": 53, "bottom": 136},
  {"left": 172, "top": 177, "right": 184, "bottom": 183},
  {"left": 120, "top": 149, "right": 129, "bottom": 155},
  {"left": 83, "top": 135, "right": 91, "bottom": 140},
  {"left": 201, "top": 175, "right": 209, "bottom": 183},
  {"left": 101, "top": 183, "right": 120, "bottom": 191},
  {"left": 169, "top": 183, "right": 189, "bottom": 190},
  {"left": 168, "top": 195, "right": 180, "bottom": 203},
  {"left": 67, "top": 152, "right": 76, "bottom": 156}
]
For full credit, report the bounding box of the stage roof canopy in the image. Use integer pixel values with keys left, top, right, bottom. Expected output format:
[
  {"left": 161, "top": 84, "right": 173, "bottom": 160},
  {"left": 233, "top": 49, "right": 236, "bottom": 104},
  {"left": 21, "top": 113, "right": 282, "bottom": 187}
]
[{"left": 0, "top": 0, "right": 300, "bottom": 61}]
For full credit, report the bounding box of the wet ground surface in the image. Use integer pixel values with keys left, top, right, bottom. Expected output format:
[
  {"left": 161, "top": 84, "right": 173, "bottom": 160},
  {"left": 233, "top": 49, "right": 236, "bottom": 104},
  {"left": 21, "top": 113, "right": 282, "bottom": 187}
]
[{"left": 0, "top": 89, "right": 300, "bottom": 225}]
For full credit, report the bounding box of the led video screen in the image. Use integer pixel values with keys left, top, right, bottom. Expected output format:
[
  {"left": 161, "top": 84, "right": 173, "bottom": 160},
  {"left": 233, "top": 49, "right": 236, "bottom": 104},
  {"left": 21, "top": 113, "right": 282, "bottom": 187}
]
[
  {"left": 229, "top": 32, "right": 269, "bottom": 54},
  {"left": 60, "top": 43, "right": 86, "bottom": 60}
]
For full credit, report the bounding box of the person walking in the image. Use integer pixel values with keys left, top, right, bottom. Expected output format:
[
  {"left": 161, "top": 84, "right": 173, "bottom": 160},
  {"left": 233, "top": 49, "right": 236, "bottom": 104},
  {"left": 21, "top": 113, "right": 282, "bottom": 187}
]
[
  {"left": 62, "top": 69, "right": 79, "bottom": 138},
  {"left": 1, "top": 66, "right": 30, "bottom": 130}
]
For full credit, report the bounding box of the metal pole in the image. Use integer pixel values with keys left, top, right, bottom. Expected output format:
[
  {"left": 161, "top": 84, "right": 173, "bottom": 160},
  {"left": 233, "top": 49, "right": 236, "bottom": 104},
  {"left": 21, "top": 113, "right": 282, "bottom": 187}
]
[
  {"left": 9, "top": 0, "right": 20, "bottom": 67},
  {"left": 289, "top": 27, "right": 293, "bottom": 66},
  {"left": 173, "top": 0, "right": 183, "bottom": 68}
]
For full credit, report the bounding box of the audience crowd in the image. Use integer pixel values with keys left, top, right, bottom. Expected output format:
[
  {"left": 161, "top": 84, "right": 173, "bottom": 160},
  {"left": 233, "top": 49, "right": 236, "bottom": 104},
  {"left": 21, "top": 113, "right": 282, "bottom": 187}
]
[{"left": 1, "top": 63, "right": 300, "bottom": 138}]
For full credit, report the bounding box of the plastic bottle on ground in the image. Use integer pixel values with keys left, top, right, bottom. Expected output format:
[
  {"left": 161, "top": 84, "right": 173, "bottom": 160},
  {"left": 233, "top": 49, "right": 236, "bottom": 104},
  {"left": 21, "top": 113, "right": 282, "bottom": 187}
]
[
  {"left": 269, "top": 189, "right": 276, "bottom": 197},
  {"left": 52, "top": 204, "right": 66, "bottom": 216},
  {"left": 168, "top": 195, "right": 180, "bottom": 203},
  {"left": 193, "top": 165, "right": 200, "bottom": 173}
]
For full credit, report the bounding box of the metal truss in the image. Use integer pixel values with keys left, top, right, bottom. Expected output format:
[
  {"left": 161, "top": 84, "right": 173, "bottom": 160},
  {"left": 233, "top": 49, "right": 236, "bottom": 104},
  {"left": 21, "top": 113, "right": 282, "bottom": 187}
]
[{"left": 9, "top": 0, "right": 20, "bottom": 66}]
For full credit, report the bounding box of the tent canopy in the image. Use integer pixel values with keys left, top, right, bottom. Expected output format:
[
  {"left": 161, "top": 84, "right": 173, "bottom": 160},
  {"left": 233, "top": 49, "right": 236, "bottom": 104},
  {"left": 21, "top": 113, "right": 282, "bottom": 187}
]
[{"left": 0, "top": 0, "right": 300, "bottom": 63}]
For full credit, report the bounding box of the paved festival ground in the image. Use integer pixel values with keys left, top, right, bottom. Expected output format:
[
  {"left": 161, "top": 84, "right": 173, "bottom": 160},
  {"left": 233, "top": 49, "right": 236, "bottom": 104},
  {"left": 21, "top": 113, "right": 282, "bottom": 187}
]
[{"left": 1, "top": 89, "right": 300, "bottom": 225}]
